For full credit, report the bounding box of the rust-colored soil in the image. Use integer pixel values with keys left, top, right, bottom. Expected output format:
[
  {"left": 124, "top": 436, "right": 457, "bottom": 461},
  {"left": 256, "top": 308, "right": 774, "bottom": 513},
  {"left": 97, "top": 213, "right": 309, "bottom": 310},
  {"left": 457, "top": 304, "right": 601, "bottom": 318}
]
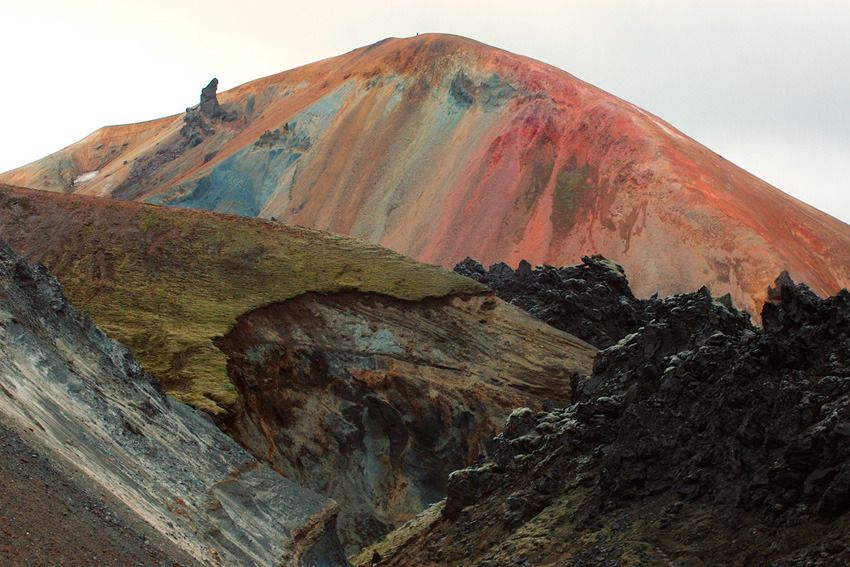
[{"left": 4, "top": 34, "right": 849, "bottom": 319}]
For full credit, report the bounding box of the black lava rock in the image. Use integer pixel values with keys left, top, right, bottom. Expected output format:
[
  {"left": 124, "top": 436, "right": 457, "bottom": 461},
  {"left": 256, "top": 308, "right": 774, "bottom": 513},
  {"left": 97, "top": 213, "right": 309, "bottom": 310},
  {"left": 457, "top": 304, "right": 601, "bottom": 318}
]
[
  {"left": 454, "top": 255, "right": 659, "bottom": 348},
  {"left": 438, "top": 270, "right": 850, "bottom": 564}
]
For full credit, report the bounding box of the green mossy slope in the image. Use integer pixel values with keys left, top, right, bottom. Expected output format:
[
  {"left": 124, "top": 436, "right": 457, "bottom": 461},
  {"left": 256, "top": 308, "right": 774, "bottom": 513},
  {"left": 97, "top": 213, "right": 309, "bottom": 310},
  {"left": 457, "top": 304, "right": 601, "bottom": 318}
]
[{"left": 0, "top": 186, "right": 485, "bottom": 414}]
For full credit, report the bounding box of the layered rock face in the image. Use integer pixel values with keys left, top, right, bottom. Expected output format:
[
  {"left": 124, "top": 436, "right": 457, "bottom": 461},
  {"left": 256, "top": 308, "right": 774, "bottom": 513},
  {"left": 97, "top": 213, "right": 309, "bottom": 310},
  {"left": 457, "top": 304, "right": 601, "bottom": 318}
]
[
  {"left": 4, "top": 34, "right": 850, "bottom": 318},
  {"left": 217, "top": 292, "right": 595, "bottom": 554},
  {"left": 363, "top": 272, "right": 850, "bottom": 565},
  {"left": 0, "top": 239, "right": 348, "bottom": 566}
]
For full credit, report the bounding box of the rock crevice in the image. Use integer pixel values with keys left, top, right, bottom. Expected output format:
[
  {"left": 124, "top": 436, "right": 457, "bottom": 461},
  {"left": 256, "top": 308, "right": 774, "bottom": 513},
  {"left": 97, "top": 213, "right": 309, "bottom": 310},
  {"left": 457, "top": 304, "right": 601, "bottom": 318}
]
[{"left": 216, "top": 291, "right": 595, "bottom": 555}]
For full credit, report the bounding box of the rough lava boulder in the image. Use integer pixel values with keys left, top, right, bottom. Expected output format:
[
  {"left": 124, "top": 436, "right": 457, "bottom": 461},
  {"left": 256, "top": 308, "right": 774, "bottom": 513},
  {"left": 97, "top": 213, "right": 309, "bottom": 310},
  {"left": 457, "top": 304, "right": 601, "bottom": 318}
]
[
  {"left": 454, "top": 255, "right": 658, "bottom": 348},
  {"left": 199, "top": 78, "right": 224, "bottom": 119}
]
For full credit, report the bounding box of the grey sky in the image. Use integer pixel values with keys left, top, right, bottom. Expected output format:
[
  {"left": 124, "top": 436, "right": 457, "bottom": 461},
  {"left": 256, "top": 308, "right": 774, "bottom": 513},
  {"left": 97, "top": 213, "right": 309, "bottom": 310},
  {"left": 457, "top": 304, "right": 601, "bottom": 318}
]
[{"left": 2, "top": 0, "right": 848, "bottom": 222}]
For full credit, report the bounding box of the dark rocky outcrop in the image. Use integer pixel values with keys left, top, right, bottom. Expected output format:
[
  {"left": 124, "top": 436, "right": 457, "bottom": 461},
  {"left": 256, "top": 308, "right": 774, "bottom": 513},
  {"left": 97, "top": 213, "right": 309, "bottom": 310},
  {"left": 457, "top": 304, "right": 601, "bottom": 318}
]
[
  {"left": 366, "top": 271, "right": 850, "bottom": 566},
  {"left": 455, "top": 255, "right": 663, "bottom": 348},
  {"left": 0, "top": 239, "right": 349, "bottom": 566},
  {"left": 200, "top": 78, "right": 224, "bottom": 118},
  {"left": 180, "top": 78, "right": 237, "bottom": 148},
  {"left": 114, "top": 79, "right": 241, "bottom": 198},
  {"left": 180, "top": 112, "right": 216, "bottom": 149}
]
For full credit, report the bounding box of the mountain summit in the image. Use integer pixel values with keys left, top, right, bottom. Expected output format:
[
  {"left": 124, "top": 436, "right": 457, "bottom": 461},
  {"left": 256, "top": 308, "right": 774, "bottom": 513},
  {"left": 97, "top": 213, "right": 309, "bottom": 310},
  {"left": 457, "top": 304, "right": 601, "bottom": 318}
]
[{"left": 4, "top": 33, "right": 849, "bottom": 316}]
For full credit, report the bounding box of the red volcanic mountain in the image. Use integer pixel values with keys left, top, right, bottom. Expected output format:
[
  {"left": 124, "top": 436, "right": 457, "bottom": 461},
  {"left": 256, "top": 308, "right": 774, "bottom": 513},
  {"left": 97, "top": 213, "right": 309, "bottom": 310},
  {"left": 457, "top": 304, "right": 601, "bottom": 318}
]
[{"left": 3, "top": 33, "right": 849, "bottom": 316}]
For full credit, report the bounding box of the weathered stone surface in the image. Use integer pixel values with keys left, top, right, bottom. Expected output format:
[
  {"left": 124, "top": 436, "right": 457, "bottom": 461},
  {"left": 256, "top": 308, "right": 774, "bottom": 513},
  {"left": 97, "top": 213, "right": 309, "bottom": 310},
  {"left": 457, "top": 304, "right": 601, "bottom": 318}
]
[
  {"left": 0, "top": 239, "right": 348, "bottom": 566},
  {"left": 178, "top": 78, "right": 237, "bottom": 151},
  {"left": 216, "top": 291, "right": 596, "bottom": 555}
]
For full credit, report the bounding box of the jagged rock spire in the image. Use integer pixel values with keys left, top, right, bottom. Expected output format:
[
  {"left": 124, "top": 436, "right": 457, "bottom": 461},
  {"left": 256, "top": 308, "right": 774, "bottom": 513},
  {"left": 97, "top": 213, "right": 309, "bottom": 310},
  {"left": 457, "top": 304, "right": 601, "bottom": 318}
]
[{"left": 199, "top": 77, "right": 222, "bottom": 118}]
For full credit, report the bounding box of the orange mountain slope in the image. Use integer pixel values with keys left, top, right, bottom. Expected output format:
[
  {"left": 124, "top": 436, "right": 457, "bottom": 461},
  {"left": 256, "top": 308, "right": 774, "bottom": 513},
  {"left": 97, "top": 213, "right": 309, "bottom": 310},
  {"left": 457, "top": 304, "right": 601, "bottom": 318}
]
[{"left": 3, "top": 33, "right": 849, "bottom": 316}]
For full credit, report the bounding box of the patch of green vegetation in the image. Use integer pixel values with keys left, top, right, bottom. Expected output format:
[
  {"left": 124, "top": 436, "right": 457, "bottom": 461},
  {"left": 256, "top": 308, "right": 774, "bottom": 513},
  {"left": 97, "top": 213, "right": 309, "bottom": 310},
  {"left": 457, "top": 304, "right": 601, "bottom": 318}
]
[
  {"left": 551, "top": 162, "right": 594, "bottom": 232},
  {"left": 351, "top": 501, "right": 444, "bottom": 566},
  {"left": 525, "top": 159, "right": 555, "bottom": 210},
  {"left": 449, "top": 71, "right": 475, "bottom": 107},
  {"left": 27, "top": 202, "right": 485, "bottom": 415}
]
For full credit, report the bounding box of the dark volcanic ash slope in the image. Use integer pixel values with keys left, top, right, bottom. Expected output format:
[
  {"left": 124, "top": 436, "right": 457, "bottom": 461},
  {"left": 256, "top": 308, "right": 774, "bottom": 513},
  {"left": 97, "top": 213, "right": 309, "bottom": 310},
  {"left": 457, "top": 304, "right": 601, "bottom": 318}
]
[
  {"left": 0, "top": 239, "right": 348, "bottom": 567},
  {"left": 0, "top": 421, "right": 194, "bottom": 567},
  {"left": 362, "top": 273, "right": 850, "bottom": 566}
]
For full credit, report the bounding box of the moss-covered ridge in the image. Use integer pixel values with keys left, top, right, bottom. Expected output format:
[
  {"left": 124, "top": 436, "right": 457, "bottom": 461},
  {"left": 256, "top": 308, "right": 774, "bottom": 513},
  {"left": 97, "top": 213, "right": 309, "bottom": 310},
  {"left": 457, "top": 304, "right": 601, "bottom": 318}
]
[{"left": 0, "top": 185, "right": 486, "bottom": 414}]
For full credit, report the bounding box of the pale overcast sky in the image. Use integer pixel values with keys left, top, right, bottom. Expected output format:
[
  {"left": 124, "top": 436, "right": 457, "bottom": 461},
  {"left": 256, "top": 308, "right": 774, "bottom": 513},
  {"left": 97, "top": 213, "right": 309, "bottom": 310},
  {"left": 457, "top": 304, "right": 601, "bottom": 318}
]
[{"left": 2, "top": 0, "right": 848, "bottom": 222}]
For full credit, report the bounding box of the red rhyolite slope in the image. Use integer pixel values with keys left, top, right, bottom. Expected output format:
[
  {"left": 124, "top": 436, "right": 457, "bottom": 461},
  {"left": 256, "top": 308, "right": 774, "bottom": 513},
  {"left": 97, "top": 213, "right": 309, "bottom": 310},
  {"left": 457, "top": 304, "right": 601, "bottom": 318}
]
[{"left": 3, "top": 34, "right": 849, "bottom": 317}]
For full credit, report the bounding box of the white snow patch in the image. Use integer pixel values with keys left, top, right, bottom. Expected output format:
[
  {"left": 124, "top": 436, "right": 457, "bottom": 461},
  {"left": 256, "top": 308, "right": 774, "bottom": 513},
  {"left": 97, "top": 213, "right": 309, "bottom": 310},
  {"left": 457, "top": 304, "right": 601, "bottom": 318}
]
[
  {"left": 651, "top": 117, "right": 686, "bottom": 140},
  {"left": 72, "top": 170, "right": 99, "bottom": 186}
]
